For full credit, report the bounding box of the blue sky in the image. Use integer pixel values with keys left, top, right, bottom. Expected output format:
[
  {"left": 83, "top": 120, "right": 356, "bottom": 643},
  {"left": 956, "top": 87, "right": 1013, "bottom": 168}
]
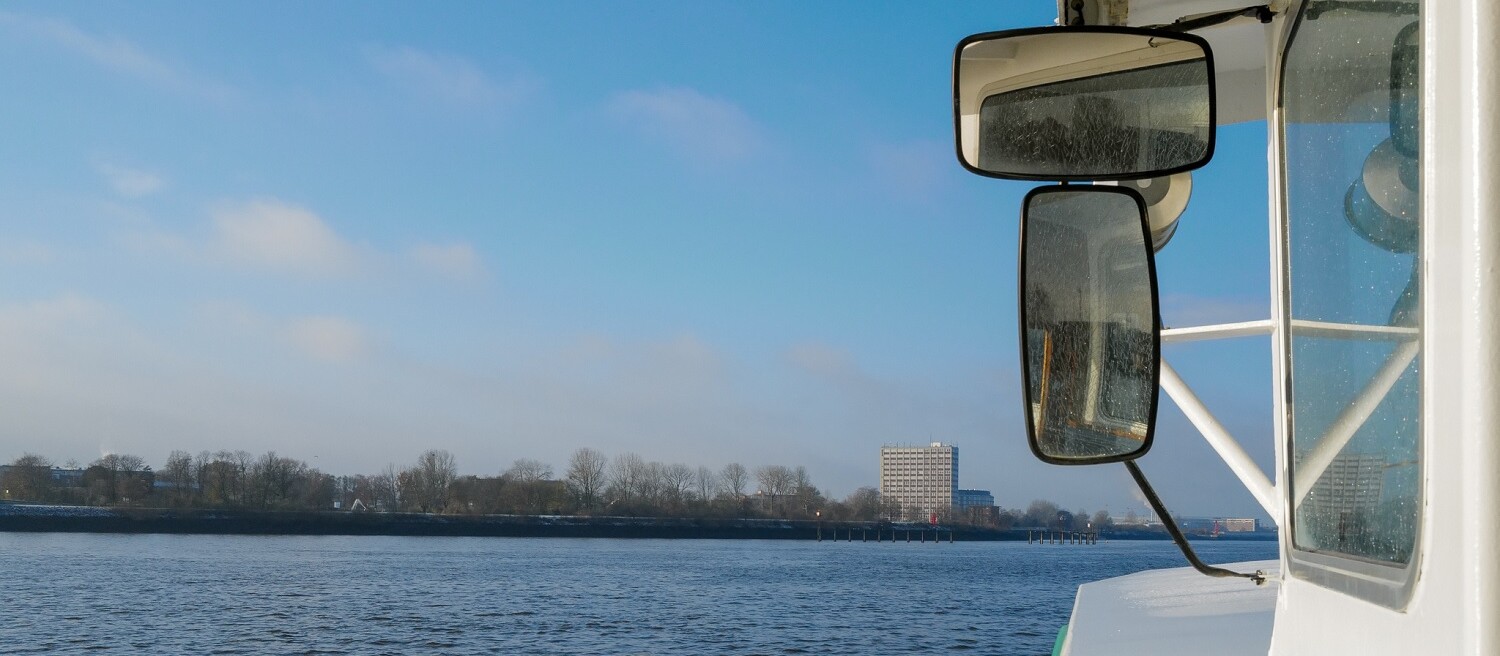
[{"left": 0, "top": 2, "right": 1277, "bottom": 518}]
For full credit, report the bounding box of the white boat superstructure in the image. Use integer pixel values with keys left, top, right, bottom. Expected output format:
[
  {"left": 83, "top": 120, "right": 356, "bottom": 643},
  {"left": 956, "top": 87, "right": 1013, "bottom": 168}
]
[{"left": 953, "top": 0, "right": 1500, "bottom": 653}]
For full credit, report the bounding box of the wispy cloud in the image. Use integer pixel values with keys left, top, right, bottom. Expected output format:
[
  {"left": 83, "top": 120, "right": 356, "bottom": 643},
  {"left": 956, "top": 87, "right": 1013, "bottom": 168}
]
[
  {"left": 0, "top": 240, "right": 57, "bottom": 266},
  {"left": 124, "top": 198, "right": 490, "bottom": 284},
  {"left": 367, "top": 45, "right": 535, "bottom": 109},
  {"left": 606, "top": 87, "right": 763, "bottom": 164},
  {"left": 0, "top": 12, "right": 236, "bottom": 102},
  {"left": 865, "top": 139, "right": 951, "bottom": 199},
  {"left": 195, "top": 301, "right": 369, "bottom": 364},
  {"left": 286, "top": 316, "right": 368, "bottom": 363},
  {"left": 209, "top": 199, "right": 363, "bottom": 277},
  {"left": 1160, "top": 294, "right": 1268, "bottom": 328},
  {"left": 95, "top": 161, "right": 165, "bottom": 198},
  {"left": 411, "top": 242, "right": 485, "bottom": 281},
  {"left": 785, "top": 341, "right": 861, "bottom": 380},
  {"left": 0, "top": 294, "right": 105, "bottom": 333}
]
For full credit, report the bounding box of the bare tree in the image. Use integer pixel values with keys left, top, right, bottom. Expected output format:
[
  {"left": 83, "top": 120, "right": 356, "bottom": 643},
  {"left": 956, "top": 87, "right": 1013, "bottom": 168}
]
[
  {"left": 196, "top": 450, "right": 251, "bottom": 507},
  {"left": 85, "top": 453, "right": 151, "bottom": 505},
  {"left": 161, "top": 450, "right": 195, "bottom": 507},
  {"left": 421, "top": 449, "right": 458, "bottom": 512},
  {"left": 506, "top": 458, "right": 552, "bottom": 483},
  {"left": 2, "top": 453, "right": 53, "bottom": 502},
  {"left": 566, "top": 448, "right": 608, "bottom": 512},
  {"left": 503, "top": 458, "right": 554, "bottom": 514},
  {"left": 249, "top": 451, "right": 309, "bottom": 509},
  {"left": 1023, "top": 500, "right": 1061, "bottom": 528},
  {"left": 373, "top": 464, "right": 401, "bottom": 511},
  {"left": 1091, "top": 509, "right": 1114, "bottom": 531},
  {"left": 790, "top": 466, "right": 824, "bottom": 516},
  {"left": 693, "top": 466, "right": 717, "bottom": 507},
  {"left": 755, "top": 464, "right": 794, "bottom": 497},
  {"left": 719, "top": 462, "right": 748, "bottom": 499},
  {"left": 660, "top": 463, "right": 693, "bottom": 510},
  {"left": 632, "top": 461, "right": 663, "bottom": 509},
  {"left": 608, "top": 452, "right": 646, "bottom": 509},
  {"left": 844, "top": 487, "right": 882, "bottom": 521},
  {"left": 755, "top": 465, "right": 796, "bottom": 515},
  {"left": 403, "top": 450, "right": 458, "bottom": 513}
]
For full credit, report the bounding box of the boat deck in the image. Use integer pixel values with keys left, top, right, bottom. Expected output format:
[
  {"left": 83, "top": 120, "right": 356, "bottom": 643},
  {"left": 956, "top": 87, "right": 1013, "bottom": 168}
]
[{"left": 1059, "top": 559, "right": 1279, "bottom": 655}]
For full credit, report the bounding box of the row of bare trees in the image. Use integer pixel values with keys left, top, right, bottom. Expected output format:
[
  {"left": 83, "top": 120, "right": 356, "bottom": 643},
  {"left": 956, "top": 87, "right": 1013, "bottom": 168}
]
[
  {"left": 1, "top": 450, "right": 344, "bottom": 510},
  {"left": 6, "top": 452, "right": 1122, "bottom": 529},
  {"left": 1000, "top": 500, "right": 1116, "bottom": 532},
  {"left": 1, "top": 448, "right": 896, "bottom": 521}
]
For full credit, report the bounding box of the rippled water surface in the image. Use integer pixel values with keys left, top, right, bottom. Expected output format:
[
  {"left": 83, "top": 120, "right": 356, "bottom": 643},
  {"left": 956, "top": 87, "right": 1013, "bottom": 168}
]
[{"left": 0, "top": 534, "right": 1276, "bottom": 655}]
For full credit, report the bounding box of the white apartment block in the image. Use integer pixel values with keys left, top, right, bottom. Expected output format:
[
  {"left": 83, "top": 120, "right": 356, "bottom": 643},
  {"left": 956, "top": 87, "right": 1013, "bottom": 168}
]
[
  {"left": 1302, "top": 452, "right": 1386, "bottom": 521},
  {"left": 879, "top": 443, "right": 958, "bottom": 520}
]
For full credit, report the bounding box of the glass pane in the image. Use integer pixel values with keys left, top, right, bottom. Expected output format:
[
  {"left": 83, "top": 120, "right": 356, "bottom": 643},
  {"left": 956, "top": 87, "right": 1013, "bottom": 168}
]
[
  {"left": 979, "top": 58, "right": 1210, "bottom": 178},
  {"left": 1282, "top": 1, "right": 1422, "bottom": 565},
  {"left": 1023, "top": 189, "right": 1155, "bottom": 462}
]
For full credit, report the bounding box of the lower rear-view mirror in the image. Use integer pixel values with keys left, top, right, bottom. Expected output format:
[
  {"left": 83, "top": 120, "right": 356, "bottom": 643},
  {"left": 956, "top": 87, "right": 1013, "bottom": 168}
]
[{"left": 1020, "top": 186, "right": 1160, "bottom": 464}]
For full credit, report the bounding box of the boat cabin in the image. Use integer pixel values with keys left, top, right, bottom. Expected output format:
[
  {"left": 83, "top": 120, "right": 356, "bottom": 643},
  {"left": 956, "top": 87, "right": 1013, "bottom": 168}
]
[{"left": 953, "top": 0, "right": 1500, "bottom": 652}]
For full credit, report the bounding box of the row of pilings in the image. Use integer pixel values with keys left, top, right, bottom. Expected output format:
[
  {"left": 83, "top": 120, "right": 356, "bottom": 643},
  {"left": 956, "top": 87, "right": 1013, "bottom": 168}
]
[
  {"left": 1027, "top": 530, "right": 1100, "bottom": 545},
  {"left": 816, "top": 525, "right": 955, "bottom": 543}
]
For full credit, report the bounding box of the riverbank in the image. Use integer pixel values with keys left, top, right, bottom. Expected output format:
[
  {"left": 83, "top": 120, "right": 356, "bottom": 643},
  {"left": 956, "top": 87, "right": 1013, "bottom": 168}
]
[{"left": 0, "top": 503, "right": 1277, "bottom": 541}]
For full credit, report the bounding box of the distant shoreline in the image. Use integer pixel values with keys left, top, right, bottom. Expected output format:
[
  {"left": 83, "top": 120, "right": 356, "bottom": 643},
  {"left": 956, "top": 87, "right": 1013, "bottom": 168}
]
[{"left": 0, "top": 503, "right": 1276, "bottom": 541}]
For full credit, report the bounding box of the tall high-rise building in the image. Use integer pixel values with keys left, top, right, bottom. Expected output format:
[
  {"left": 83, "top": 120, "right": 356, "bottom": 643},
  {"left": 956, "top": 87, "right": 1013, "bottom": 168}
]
[
  {"left": 879, "top": 443, "right": 958, "bottom": 520},
  {"left": 1302, "top": 452, "right": 1386, "bottom": 521}
]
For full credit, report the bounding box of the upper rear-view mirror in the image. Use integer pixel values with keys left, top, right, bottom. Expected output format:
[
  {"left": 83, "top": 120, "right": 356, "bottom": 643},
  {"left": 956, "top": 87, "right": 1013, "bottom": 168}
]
[
  {"left": 955, "top": 27, "right": 1216, "bottom": 181},
  {"left": 1020, "top": 186, "right": 1160, "bottom": 465}
]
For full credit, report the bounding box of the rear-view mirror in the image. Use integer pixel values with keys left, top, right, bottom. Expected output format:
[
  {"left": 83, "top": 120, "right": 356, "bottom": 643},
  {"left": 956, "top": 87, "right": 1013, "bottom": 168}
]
[
  {"left": 1020, "top": 186, "right": 1160, "bottom": 464},
  {"left": 955, "top": 27, "right": 1216, "bottom": 181}
]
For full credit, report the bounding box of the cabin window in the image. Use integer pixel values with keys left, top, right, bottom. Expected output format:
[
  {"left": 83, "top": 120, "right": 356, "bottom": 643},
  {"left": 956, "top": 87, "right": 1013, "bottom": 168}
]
[{"left": 1281, "top": 1, "right": 1422, "bottom": 568}]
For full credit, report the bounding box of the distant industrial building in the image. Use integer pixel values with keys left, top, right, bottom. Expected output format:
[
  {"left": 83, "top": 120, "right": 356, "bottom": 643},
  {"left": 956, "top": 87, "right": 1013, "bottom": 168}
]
[
  {"left": 879, "top": 443, "right": 958, "bottom": 521},
  {"left": 1220, "top": 518, "right": 1258, "bottom": 532},
  {"left": 955, "top": 489, "right": 994, "bottom": 510}
]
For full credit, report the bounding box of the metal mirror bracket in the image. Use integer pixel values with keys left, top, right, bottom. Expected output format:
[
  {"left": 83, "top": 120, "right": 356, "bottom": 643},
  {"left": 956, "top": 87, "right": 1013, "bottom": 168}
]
[{"left": 1125, "top": 460, "right": 1267, "bottom": 585}]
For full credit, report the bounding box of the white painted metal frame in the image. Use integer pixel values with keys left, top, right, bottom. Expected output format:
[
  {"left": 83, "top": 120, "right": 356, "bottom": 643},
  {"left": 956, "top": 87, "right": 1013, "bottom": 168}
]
[
  {"left": 1158, "top": 356, "right": 1281, "bottom": 522},
  {"left": 1161, "top": 316, "right": 1420, "bottom": 514},
  {"left": 1158, "top": 320, "right": 1281, "bottom": 525},
  {"left": 1291, "top": 338, "right": 1420, "bottom": 508}
]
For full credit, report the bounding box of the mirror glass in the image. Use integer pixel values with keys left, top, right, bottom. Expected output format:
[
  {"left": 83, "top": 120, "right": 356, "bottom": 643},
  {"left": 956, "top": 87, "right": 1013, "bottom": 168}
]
[
  {"left": 956, "top": 29, "right": 1214, "bottom": 180},
  {"left": 1021, "top": 187, "right": 1159, "bottom": 463}
]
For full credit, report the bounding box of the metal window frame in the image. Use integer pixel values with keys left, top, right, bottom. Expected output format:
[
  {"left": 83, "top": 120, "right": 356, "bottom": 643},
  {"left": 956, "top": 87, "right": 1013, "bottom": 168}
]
[{"left": 1272, "top": 0, "right": 1424, "bottom": 610}]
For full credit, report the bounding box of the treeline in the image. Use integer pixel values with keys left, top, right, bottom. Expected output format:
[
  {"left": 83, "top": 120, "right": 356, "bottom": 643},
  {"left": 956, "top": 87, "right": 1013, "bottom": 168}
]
[
  {"left": 998, "top": 499, "right": 1117, "bottom": 533},
  {"left": 0, "top": 449, "right": 899, "bottom": 522},
  {"left": 2, "top": 451, "right": 1120, "bottom": 530}
]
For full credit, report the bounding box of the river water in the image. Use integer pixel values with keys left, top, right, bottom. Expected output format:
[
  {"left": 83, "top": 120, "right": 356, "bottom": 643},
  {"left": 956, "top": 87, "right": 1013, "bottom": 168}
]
[{"left": 0, "top": 534, "right": 1276, "bottom": 655}]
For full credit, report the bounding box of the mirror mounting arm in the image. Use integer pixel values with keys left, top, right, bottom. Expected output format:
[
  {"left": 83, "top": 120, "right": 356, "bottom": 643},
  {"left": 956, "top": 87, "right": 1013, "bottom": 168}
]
[
  {"left": 1124, "top": 460, "right": 1268, "bottom": 585},
  {"left": 1150, "top": 5, "right": 1275, "bottom": 33}
]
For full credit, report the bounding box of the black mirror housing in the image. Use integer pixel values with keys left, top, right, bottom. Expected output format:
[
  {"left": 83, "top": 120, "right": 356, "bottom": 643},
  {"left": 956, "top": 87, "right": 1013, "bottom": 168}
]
[
  {"left": 1019, "top": 185, "right": 1161, "bottom": 465},
  {"left": 954, "top": 26, "right": 1217, "bottom": 182}
]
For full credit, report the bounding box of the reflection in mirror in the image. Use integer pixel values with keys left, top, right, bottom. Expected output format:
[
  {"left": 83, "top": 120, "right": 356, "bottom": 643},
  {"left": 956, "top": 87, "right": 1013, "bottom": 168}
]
[
  {"left": 956, "top": 29, "right": 1214, "bottom": 180},
  {"left": 1022, "top": 187, "right": 1159, "bottom": 463}
]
